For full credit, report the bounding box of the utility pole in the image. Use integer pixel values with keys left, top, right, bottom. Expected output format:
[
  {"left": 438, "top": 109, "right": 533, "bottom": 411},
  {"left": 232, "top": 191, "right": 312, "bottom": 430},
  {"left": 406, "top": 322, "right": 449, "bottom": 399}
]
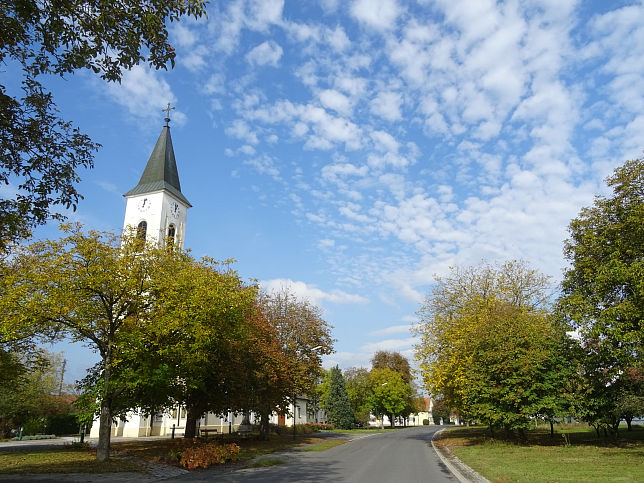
[{"left": 58, "top": 359, "right": 66, "bottom": 395}]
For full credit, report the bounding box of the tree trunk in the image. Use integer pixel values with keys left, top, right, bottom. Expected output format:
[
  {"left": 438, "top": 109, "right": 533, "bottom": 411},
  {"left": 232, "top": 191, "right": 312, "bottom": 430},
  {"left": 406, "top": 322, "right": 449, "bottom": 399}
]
[
  {"left": 96, "top": 348, "right": 113, "bottom": 462},
  {"left": 390, "top": 413, "right": 395, "bottom": 428},
  {"left": 626, "top": 417, "right": 632, "bottom": 431},
  {"left": 550, "top": 420, "right": 554, "bottom": 437},
  {"left": 183, "top": 405, "right": 200, "bottom": 439},
  {"left": 259, "top": 410, "right": 270, "bottom": 440},
  {"left": 96, "top": 397, "right": 112, "bottom": 462}
]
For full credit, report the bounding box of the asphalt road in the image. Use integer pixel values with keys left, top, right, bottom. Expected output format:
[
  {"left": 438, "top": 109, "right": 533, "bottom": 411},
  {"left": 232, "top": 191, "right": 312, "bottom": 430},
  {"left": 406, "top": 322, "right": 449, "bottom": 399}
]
[{"left": 180, "top": 426, "right": 457, "bottom": 483}]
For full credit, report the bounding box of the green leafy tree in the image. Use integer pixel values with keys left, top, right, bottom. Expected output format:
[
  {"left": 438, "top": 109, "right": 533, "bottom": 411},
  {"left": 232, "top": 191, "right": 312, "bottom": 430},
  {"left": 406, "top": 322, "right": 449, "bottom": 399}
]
[
  {"left": 0, "top": 0, "right": 207, "bottom": 251},
  {"left": 138, "top": 255, "right": 259, "bottom": 439},
  {"left": 461, "top": 297, "right": 573, "bottom": 435},
  {"left": 309, "top": 368, "right": 330, "bottom": 423},
  {"left": 558, "top": 158, "right": 643, "bottom": 433},
  {"left": 0, "top": 224, "right": 172, "bottom": 461},
  {"left": 323, "top": 366, "right": 354, "bottom": 429},
  {"left": 431, "top": 398, "right": 451, "bottom": 425},
  {"left": 415, "top": 261, "right": 573, "bottom": 436},
  {"left": 344, "top": 367, "right": 373, "bottom": 426},
  {"left": 371, "top": 351, "right": 413, "bottom": 385},
  {"left": 369, "top": 368, "right": 412, "bottom": 428},
  {"left": 615, "top": 369, "right": 644, "bottom": 431}
]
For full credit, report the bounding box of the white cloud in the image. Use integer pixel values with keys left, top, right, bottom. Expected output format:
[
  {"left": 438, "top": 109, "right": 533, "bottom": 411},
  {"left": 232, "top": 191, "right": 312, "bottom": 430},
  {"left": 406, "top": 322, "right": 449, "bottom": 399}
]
[
  {"left": 261, "top": 278, "right": 369, "bottom": 305},
  {"left": 326, "top": 26, "right": 351, "bottom": 52},
  {"left": 246, "top": 0, "right": 284, "bottom": 31},
  {"left": 318, "top": 238, "right": 335, "bottom": 250},
  {"left": 351, "top": 0, "right": 400, "bottom": 31},
  {"left": 360, "top": 337, "right": 416, "bottom": 353},
  {"left": 172, "top": 23, "right": 198, "bottom": 48},
  {"left": 368, "top": 324, "right": 413, "bottom": 337},
  {"left": 244, "top": 154, "right": 280, "bottom": 180},
  {"left": 370, "top": 130, "right": 400, "bottom": 154},
  {"left": 183, "top": 46, "right": 208, "bottom": 72},
  {"left": 202, "top": 74, "right": 225, "bottom": 95},
  {"left": 225, "top": 119, "right": 259, "bottom": 144},
  {"left": 319, "top": 89, "right": 352, "bottom": 116},
  {"left": 105, "top": 66, "right": 186, "bottom": 126},
  {"left": 246, "top": 40, "right": 284, "bottom": 67},
  {"left": 370, "top": 91, "right": 402, "bottom": 121}
]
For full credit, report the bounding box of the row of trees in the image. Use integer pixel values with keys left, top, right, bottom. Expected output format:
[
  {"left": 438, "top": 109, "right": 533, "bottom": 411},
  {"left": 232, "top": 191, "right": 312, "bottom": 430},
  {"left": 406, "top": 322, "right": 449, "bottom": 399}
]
[
  {"left": 0, "top": 224, "right": 334, "bottom": 460},
  {"left": 317, "top": 351, "right": 424, "bottom": 429},
  {"left": 415, "top": 158, "right": 643, "bottom": 437}
]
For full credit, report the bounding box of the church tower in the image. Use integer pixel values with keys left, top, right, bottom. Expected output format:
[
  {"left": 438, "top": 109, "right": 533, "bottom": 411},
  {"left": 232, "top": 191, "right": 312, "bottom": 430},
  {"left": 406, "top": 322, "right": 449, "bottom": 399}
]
[{"left": 122, "top": 108, "right": 191, "bottom": 250}]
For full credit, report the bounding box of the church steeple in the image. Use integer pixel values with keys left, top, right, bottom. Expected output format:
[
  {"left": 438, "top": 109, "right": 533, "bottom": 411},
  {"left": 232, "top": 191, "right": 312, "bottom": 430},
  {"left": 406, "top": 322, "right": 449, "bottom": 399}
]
[
  {"left": 123, "top": 116, "right": 191, "bottom": 207},
  {"left": 122, "top": 106, "right": 191, "bottom": 250}
]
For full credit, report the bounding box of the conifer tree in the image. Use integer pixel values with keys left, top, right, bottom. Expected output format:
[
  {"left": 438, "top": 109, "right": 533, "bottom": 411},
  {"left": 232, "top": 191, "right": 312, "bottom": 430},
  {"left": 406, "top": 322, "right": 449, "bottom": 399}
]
[{"left": 324, "top": 366, "right": 354, "bottom": 429}]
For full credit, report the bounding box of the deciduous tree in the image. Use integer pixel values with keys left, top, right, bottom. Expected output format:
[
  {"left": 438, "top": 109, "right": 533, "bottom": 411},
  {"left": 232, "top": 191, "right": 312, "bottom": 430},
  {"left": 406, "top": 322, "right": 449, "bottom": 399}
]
[
  {"left": 371, "top": 351, "right": 413, "bottom": 385},
  {"left": 141, "top": 255, "right": 258, "bottom": 439},
  {"left": 344, "top": 367, "right": 372, "bottom": 426},
  {"left": 415, "top": 261, "right": 573, "bottom": 436},
  {"left": 558, "top": 158, "right": 643, "bottom": 433},
  {"left": 369, "top": 368, "right": 412, "bottom": 428},
  {"left": 0, "top": 224, "right": 169, "bottom": 460},
  {"left": 259, "top": 288, "right": 334, "bottom": 427}
]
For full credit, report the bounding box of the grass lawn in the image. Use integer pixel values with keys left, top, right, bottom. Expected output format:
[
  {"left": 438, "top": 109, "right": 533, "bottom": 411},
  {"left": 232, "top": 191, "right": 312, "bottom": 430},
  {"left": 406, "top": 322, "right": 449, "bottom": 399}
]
[
  {"left": 0, "top": 447, "right": 142, "bottom": 475},
  {"left": 112, "top": 432, "right": 345, "bottom": 462},
  {"left": 437, "top": 425, "right": 644, "bottom": 483},
  {"left": 0, "top": 431, "right": 350, "bottom": 475},
  {"left": 300, "top": 439, "right": 347, "bottom": 452},
  {"left": 246, "top": 458, "right": 287, "bottom": 468}
]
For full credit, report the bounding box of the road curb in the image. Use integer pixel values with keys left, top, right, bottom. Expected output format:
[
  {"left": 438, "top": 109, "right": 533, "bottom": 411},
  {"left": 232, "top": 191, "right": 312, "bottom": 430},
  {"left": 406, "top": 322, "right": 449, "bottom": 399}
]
[{"left": 431, "top": 428, "right": 490, "bottom": 483}]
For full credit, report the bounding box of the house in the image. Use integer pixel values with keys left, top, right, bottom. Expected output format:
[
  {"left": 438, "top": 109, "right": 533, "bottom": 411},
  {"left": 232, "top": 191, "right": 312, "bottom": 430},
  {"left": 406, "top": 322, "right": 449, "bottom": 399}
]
[{"left": 408, "top": 397, "right": 434, "bottom": 426}]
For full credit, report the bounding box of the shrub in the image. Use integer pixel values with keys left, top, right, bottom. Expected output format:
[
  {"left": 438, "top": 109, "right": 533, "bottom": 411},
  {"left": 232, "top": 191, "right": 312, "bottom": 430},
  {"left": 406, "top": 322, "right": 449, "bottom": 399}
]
[
  {"left": 295, "top": 424, "right": 315, "bottom": 434},
  {"left": 22, "top": 417, "right": 47, "bottom": 435},
  {"left": 271, "top": 424, "right": 286, "bottom": 435},
  {"left": 308, "top": 423, "right": 334, "bottom": 431},
  {"left": 11, "top": 434, "right": 57, "bottom": 441},
  {"left": 46, "top": 414, "right": 79, "bottom": 435},
  {"left": 423, "top": 419, "right": 430, "bottom": 425},
  {"left": 179, "top": 442, "right": 240, "bottom": 470}
]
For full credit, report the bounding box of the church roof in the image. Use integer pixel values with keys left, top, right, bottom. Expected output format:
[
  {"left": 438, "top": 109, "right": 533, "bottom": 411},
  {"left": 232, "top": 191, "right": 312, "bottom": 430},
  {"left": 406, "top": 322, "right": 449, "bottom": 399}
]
[{"left": 123, "top": 122, "right": 192, "bottom": 207}]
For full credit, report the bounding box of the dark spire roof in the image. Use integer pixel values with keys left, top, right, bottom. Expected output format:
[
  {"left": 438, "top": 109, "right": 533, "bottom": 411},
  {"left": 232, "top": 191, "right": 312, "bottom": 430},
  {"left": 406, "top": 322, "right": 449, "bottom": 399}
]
[{"left": 123, "top": 122, "right": 191, "bottom": 207}]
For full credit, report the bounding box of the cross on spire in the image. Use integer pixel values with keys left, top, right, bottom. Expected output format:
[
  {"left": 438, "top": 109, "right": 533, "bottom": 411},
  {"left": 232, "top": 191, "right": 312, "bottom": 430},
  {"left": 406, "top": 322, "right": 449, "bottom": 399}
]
[{"left": 163, "top": 102, "right": 175, "bottom": 126}]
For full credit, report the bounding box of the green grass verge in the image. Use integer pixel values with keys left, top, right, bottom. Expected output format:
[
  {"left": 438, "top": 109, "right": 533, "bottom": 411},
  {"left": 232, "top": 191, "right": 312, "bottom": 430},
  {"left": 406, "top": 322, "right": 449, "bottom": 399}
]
[
  {"left": 246, "top": 458, "right": 287, "bottom": 468},
  {"left": 0, "top": 447, "right": 143, "bottom": 475},
  {"left": 439, "top": 425, "right": 644, "bottom": 483},
  {"left": 300, "top": 439, "right": 347, "bottom": 452}
]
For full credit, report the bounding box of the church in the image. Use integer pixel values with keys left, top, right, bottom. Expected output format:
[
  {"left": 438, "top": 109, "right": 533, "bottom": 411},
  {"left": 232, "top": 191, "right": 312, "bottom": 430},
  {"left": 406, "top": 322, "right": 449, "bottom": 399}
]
[{"left": 89, "top": 110, "right": 320, "bottom": 438}]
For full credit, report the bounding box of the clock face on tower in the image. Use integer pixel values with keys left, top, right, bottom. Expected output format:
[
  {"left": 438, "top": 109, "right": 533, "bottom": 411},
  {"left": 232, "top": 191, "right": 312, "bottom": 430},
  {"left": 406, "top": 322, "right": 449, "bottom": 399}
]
[
  {"left": 137, "top": 197, "right": 151, "bottom": 212},
  {"left": 170, "top": 201, "right": 181, "bottom": 219}
]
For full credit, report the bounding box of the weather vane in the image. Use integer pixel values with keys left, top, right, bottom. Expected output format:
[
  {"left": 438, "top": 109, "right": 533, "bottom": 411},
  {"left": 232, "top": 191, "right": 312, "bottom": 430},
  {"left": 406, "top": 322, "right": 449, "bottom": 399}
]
[{"left": 163, "top": 102, "right": 175, "bottom": 126}]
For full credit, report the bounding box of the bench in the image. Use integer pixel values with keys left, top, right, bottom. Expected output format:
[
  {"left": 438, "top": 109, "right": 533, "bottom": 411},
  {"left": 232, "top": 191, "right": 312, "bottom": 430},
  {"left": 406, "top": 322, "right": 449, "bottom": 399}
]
[{"left": 200, "top": 428, "right": 218, "bottom": 438}]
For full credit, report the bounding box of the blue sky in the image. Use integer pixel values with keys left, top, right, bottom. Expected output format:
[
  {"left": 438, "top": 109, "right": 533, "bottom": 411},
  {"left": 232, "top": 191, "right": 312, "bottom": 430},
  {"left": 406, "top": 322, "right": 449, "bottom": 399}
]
[{"left": 11, "top": 0, "right": 644, "bottom": 385}]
